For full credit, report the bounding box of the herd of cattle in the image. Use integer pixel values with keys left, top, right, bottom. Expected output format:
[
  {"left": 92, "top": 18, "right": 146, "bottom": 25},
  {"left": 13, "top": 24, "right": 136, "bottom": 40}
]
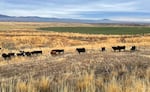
[
  {"left": 75, "top": 46, "right": 136, "bottom": 53},
  {"left": 1, "top": 50, "right": 42, "bottom": 60},
  {"left": 0, "top": 46, "right": 136, "bottom": 60}
]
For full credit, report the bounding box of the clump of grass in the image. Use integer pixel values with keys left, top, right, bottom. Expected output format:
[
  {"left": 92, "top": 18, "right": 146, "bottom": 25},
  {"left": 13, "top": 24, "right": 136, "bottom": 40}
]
[
  {"left": 16, "top": 81, "right": 28, "bottom": 92},
  {"left": 36, "top": 77, "right": 51, "bottom": 92}
]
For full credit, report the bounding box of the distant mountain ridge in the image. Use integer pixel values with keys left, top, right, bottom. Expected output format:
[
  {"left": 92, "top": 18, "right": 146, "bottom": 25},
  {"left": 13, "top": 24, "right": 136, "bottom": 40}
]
[
  {"left": 0, "top": 14, "right": 149, "bottom": 24},
  {"left": 0, "top": 14, "right": 12, "bottom": 18},
  {"left": 0, "top": 14, "right": 111, "bottom": 23}
]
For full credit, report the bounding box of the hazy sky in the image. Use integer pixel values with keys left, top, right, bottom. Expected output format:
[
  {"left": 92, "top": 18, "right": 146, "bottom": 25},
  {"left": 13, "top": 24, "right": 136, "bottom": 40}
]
[{"left": 1, "top": 0, "right": 150, "bottom": 21}]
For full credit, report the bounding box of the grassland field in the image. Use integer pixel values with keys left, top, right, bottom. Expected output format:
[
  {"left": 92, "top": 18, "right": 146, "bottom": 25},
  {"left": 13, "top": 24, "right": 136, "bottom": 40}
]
[
  {"left": 38, "top": 27, "right": 150, "bottom": 35},
  {"left": 0, "top": 22, "right": 149, "bottom": 92}
]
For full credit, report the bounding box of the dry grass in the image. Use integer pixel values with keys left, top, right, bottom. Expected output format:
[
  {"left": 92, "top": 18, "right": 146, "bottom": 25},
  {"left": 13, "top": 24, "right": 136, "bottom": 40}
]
[
  {"left": 0, "top": 22, "right": 149, "bottom": 92},
  {"left": 0, "top": 22, "right": 149, "bottom": 51},
  {"left": 0, "top": 50, "right": 150, "bottom": 92},
  {"left": 0, "top": 66, "right": 149, "bottom": 92},
  {"left": 0, "top": 30, "right": 149, "bottom": 50}
]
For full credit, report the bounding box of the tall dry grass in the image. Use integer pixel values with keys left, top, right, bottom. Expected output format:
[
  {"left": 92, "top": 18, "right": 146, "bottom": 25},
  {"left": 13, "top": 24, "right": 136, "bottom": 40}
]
[
  {"left": 0, "top": 32, "right": 149, "bottom": 50},
  {"left": 0, "top": 62, "right": 149, "bottom": 92}
]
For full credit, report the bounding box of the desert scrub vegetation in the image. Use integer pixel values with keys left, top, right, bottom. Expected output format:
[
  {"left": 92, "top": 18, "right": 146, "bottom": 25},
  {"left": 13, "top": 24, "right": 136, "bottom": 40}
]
[{"left": 0, "top": 58, "right": 149, "bottom": 92}]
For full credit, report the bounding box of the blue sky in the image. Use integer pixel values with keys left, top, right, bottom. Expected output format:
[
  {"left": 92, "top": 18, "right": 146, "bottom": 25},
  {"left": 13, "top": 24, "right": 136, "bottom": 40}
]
[{"left": 0, "top": 0, "right": 150, "bottom": 22}]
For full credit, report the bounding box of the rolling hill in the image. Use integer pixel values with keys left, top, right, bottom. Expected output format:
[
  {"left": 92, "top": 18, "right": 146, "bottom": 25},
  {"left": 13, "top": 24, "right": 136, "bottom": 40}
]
[{"left": 0, "top": 14, "right": 149, "bottom": 24}]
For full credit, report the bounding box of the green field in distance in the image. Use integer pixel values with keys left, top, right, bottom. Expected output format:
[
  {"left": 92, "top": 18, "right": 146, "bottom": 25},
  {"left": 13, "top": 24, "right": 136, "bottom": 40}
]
[{"left": 38, "top": 27, "right": 150, "bottom": 35}]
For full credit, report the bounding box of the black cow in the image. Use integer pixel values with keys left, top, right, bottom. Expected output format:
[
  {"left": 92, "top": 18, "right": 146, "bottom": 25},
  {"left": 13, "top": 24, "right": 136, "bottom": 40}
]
[
  {"left": 118, "top": 46, "right": 125, "bottom": 51},
  {"left": 24, "top": 52, "right": 32, "bottom": 56},
  {"left": 76, "top": 48, "right": 86, "bottom": 54},
  {"left": 50, "top": 49, "right": 64, "bottom": 56},
  {"left": 2, "top": 53, "right": 11, "bottom": 60},
  {"left": 31, "top": 50, "right": 42, "bottom": 55},
  {"left": 112, "top": 46, "right": 118, "bottom": 52},
  {"left": 112, "top": 46, "right": 125, "bottom": 52},
  {"left": 130, "top": 46, "right": 136, "bottom": 51},
  {"left": 56, "top": 49, "right": 64, "bottom": 54},
  {"left": 17, "top": 52, "right": 25, "bottom": 56},
  {"left": 101, "top": 47, "right": 106, "bottom": 52},
  {"left": 8, "top": 53, "right": 15, "bottom": 57}
]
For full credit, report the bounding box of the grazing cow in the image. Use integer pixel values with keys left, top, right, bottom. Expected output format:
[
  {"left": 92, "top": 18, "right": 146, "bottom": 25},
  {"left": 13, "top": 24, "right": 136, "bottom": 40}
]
[
  {"left": 112, "top": 46, "right": 118, "bottom": 52},
  {"left": 112, "top": 46, "right": 125, "bottom": 52},
  {"left": 17, "top": 52, "right": 25, "bottom": 56},
  {"left": 51, "top": 50, "right": 57, "bottom": 56},
  {"left": 101, "top": 47, "right": 106, "bottom": 52},
  {"left": 50, "top": 49, "right": 64, "bottom": 56},
  {"left": 118, "top": 46, "right": 125, "bottom": 51},
  {"left": 8, "top": 53, "right": 15, "bottom": 57},
  {"left": 130, "top": 46, "right": 136, "bottom": 51},
  {"left": 31, "top": 50, "right": 42, "bottom": 55},
  {"left": 76, "top": 48, "right": 86, "bottom": 54},
  {"left": 2, "top": 53, "right": 11, "bottom": 60},
  {"left": 56, "top": 49, "right": 64, "bottom": 54},
  {"left": 24, "top": 52, "right": 32, "bottom": 56}
]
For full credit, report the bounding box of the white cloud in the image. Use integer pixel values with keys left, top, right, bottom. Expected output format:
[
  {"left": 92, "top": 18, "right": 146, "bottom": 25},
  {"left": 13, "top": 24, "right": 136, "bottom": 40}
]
[
  {"left": 0, "top": 0, "right": 150, "bottom": 21},
  {"left": 112, "top": 17, "right": 150, "bottom": 22}
]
